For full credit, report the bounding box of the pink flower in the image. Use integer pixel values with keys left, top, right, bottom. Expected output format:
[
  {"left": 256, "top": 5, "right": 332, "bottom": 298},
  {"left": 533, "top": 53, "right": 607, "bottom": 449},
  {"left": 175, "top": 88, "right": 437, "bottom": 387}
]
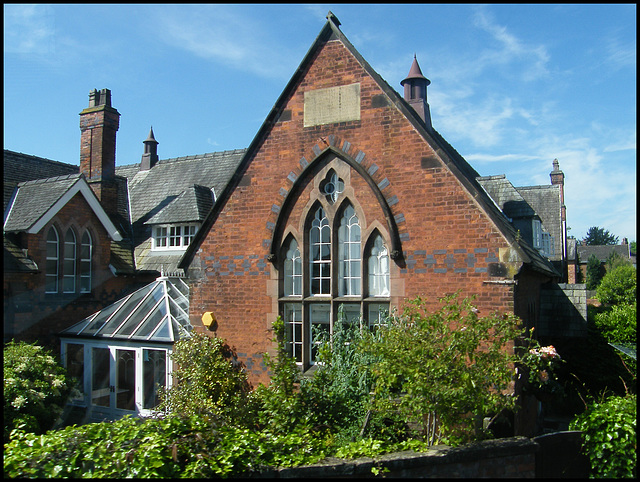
[{"left": 538, "top": 370, "right": 550, "bottom": 383}]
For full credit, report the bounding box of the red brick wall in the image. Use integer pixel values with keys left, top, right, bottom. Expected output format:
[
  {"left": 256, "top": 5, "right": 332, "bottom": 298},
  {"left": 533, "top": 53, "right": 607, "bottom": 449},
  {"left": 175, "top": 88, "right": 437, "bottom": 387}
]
[
  {"left": 3, "top": 192, "right": 146, "bottom": 353},
  {"left": 189, "top": 39, "right": 526, "bottom": 386}
]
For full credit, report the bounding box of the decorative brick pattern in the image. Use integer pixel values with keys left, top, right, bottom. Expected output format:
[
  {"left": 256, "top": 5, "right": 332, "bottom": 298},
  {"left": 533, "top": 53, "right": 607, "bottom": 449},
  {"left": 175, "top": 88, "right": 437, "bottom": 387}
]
[{"left": 189, "top": 34, "right": 537, "bottom": 387}]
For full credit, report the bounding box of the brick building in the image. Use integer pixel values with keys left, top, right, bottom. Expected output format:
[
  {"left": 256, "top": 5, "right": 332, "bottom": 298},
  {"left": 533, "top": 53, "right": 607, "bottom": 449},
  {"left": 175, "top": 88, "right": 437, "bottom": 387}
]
[
  {"left": 179, "top": 13, "right": 562, "bottom": 386},
  {"left": 5, "top": 12, "right": 584, "bottom": 427}
]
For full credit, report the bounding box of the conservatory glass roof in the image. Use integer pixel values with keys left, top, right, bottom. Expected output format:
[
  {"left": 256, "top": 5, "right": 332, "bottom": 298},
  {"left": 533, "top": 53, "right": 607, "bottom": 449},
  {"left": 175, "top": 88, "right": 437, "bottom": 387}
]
[{"left": 60, "top": 277, "right": 192, "bottom": 343}]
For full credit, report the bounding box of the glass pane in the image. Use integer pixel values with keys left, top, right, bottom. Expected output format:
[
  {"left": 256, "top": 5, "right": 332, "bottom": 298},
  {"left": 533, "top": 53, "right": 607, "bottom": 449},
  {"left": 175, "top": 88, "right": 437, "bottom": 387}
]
[
  {"left": 119, "top": 295, "right": 165, "bottom": 337},
  {"left": 368, "top": 235, "right": 390, "bottom": 297},
  {"left": 143, "top": 349, "right": 167, "bottom": 409},
  {"left": 284, "top": 303, "right": 303, "bottom": 363},
  {"left": 46, "top": 259, "right": 58, "bottom": 273},
  {"left": 167, "top": 282, "right": 189, "bottom": 312},
  {"left": 65, "top": 344, "right": 84, "bottom": 400},
  {"left": 284, "top": 239, "right": 301, "bottom": 297},
  {"left": 46, "top": 241, "right": 58, "bottom": 258},
  {"left": 339, "top": 303, "right": 362, "bottom": 327},
  {"left": 114, "top": 284, "right": 164, "bottom": 337},
  {"left": 63, "top": 275, "right": 75, "bottom": 293},
  {"left": 169, "top": 297, "right": 190, "bottom": 328},
  {"left": 80, "top": 296, "right": 128, "bottom": 335},
  {"left": 152, "top": 318, "right": 173, "bottom": 342},
  {"left": 116, "top": 349, "right": 136, "bottom": 411},
  {"left": 80, "top": 275, "right": 91, "bottom": 293},
  {"left": 368, "top": 303, "right": 390, "bottom": 329},
  {"left": 91, "top": 347, "right": 110, "bottom": 407},
  {"left": 310, "top": 303, "right": 331, "bottom": 363},
  {"left": 131, "top": 306, "right": 166, "bottom": 339}
]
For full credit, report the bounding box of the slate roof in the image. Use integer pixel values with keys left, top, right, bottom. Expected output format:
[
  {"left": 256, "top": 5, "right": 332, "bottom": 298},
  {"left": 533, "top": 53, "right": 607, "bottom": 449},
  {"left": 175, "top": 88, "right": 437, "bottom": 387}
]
[
  {"left": 3, "top": 150, "right": 78, "bottom": 214},
  {"left": 577, "top": 244, "right": 632, "bottom": 263},
  {"left": 517, "top": 184, "right": 563, "bottom": 261},
  {"left": 476, "top": 175, "right": 536, "bottom": 219},
  {"left": 115, "top": 149, "right": 246, "bottom": 274},
  {"left": 4, "top": 174, "right": 85, "bottom": 232},
  {"left": 180, "top": 13, "right": 559, "bottom": 279},
  {"left": 3, "top": 148, "right": 244, "bottom": 277}
]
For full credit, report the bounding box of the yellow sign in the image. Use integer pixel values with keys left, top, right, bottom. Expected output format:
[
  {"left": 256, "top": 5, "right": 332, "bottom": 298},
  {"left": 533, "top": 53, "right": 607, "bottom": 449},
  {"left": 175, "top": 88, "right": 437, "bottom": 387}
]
[{"left": 201, "top": 311, "right": 216, "bottom": 328}]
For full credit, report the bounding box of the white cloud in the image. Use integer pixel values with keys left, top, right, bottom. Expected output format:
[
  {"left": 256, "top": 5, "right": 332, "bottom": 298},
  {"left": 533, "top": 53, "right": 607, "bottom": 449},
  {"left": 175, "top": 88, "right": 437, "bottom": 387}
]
[
  {"left": 3, "top": 4, "right": 55, "bottom": 55},
  {"left": 153, "top": 5, "right": 296, "bottom": 80},
  {"left": 471, "top": 8, "right": 550, "bottom": 81}
]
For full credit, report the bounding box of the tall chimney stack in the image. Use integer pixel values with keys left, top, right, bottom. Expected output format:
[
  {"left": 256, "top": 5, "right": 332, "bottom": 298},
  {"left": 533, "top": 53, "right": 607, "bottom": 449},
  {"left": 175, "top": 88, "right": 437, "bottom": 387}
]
[{"left": 79, "top": 88, "right": 120, "bottom": 216}]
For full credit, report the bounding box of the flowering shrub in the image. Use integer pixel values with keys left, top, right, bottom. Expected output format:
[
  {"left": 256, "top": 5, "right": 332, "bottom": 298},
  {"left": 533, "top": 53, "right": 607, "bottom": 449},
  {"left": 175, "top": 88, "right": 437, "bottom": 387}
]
[
  {"left": 520, "top": 337, "right": 564, "bottom": 399},
  {"left": 4, "top": 341, "right": 74, "bottom": 442}
]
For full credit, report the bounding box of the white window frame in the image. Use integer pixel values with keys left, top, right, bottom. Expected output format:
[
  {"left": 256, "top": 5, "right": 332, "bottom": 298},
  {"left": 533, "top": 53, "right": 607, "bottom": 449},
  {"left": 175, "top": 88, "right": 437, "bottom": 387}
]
[{"left": 152, "top": 224, "right": 199, "bottom": 250}]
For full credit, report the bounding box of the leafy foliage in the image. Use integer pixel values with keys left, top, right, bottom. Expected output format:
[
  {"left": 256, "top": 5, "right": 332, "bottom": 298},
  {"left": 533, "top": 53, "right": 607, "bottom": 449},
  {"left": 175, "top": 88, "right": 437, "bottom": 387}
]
[
  {"left": 363, "top": 292, "right": 524, "bottom": 446},
  {"left": 252, "top": 316, "right": 310, "bottom": 435},
  {"left": 3, "top": 414, "right": 328, "bottom": 478},
  {"left": 157, "top": 333, "right": 254, "bottom": 424},
  {"left": 583, "top": 226, "right": 619, "bottom": 246},
  {"left": 585, "top": 254, "right": 603, "bottom": 290},
  {"left": 596, "top": 264, "right": 636, "bottom": 306},
  {"left": 3, "top": 341, "right": 75, "bottom": 442},
  {"left": 569, "top": 394, "right": 636, "bottom": 478}
]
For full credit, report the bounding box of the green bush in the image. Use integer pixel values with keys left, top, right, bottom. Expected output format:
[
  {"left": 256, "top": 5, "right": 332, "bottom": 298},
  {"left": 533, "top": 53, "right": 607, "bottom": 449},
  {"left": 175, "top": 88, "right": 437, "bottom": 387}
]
[
  {"left": 596, "top": 264, "right": 636, "bottom": 306},
  {"left": 569, "top": 393, "right": 636, "bottom": 478},
  {"left": 594, "top": 303, "right": 636, "bottom": 345},
  {"left": 363, "top": 292, "right": 525, "bottom": 446},
  {"left": 157, "top": 333, "right": 255, "bottom": 425},
  {"left": 3, "top": 414, "right": 329, "bottom": 478},
  {"left": 4, "top": 341, "right": 74, "bottom": 442}
]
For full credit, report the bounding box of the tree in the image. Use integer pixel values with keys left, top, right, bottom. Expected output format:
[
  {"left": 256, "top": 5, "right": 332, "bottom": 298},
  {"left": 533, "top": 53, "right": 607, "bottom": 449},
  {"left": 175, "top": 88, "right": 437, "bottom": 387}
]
[
  {"left": 582, "top": 226, "right": 619, "bottom": 246},
  {"left": 586, "top": 254, "right": 603, "bottom": 290}
]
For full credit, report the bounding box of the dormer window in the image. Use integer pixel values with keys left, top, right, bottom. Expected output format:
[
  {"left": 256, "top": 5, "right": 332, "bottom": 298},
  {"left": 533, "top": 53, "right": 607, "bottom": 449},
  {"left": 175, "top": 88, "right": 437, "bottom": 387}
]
[
  {"left": 152, "top": 224, "right": 198, "bottom": 250},
  {"left": 532, "top": 219, "right": 554, "bottom": 257}
]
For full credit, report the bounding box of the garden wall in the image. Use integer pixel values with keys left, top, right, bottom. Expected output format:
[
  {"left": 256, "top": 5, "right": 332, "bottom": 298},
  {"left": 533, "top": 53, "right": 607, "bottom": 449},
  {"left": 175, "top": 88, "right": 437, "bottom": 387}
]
[{"left": 262, "top": 436, "right": 538, "bottom": 478}]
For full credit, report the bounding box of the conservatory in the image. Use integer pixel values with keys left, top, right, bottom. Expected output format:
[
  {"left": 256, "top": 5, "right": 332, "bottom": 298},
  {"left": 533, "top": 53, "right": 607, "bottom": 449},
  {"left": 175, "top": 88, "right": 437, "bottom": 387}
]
[{"left": 59, "top": 276, "right": 192, "bottom": 422}]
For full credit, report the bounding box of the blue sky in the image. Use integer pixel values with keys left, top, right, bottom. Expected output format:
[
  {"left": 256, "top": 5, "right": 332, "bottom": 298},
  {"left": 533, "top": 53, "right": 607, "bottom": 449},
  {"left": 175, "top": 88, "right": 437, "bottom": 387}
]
[{"left": 4, "top": 4, "right": 636, "bottom": 242}]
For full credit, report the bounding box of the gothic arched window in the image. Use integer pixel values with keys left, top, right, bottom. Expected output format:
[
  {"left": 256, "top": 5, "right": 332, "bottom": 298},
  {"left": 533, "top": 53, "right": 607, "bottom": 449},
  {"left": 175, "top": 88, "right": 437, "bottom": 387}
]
[
  {"left": 80, "top": 230, "right": 93, "bottom": 293},
  {"left": 45, "top": 226, "right": 59, "bottom": 294},
  {"left": 63, "top": 228, "right": 77, "bottom": 293}
]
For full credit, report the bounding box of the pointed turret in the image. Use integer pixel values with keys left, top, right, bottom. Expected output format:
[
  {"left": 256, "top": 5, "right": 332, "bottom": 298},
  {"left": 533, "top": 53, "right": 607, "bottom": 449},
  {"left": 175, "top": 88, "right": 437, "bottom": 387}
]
[
  {"left": 400, "top": 55, "right": 432, "bottom": 130},
  {"left": 140, "top": 127, "right": 159, "bottom": 171}
]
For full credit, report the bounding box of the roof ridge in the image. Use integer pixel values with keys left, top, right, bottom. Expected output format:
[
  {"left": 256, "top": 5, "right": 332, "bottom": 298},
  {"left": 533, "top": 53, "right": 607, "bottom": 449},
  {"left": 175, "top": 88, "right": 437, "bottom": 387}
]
[
  {"left": 116, "top": 148, "right": 248, "bottom": 169},
  {"left": 4, "top": 149, "right": 76, "bottom": 168},
  {"left": 17, "top": 172, "right": 82, "bottom": 187}
]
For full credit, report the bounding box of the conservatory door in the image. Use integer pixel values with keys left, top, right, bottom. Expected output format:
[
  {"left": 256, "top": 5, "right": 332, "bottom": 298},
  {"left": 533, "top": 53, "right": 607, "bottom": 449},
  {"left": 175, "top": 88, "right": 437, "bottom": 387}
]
[{"left": 91, "top": 347, "right": 137, "bottom": 419}]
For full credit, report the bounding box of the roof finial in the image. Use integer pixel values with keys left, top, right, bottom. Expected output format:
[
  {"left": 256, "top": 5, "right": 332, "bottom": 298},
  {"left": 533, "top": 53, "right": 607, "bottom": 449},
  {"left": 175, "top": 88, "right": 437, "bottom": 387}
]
[{"left": 326, "top": 11, "right": 341, "bottom": 27}]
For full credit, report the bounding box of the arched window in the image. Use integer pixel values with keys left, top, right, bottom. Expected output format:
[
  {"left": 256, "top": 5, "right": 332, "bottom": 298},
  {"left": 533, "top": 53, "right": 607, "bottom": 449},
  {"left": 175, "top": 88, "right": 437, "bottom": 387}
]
[
  {"left": 284, "top": 238, "right": 302, "bottom": 297},
  {"left": 309, "top": 206, "right": 331, "bottom": 295},
  {"left": 63, "top": 228, "right": 77, "bottom": 293},
  {"left": 368, "top": 233, "right": 389, "bottom": 297},
  {"left": 278, "top": 164, "right": 392, "bottom": 369},
  {"left": 338, "top": 204, "right": 361, "bottom": 296},
  {"left": 45, "top": 226, "right": 59, "bottom": 293},
  {"left": 80, "top": 231, "right": 92, "bottom": 293}
]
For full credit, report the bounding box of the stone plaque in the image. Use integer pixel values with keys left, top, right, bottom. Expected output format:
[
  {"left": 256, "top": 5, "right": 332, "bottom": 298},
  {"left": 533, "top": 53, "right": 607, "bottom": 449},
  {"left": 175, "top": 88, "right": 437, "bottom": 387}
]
[{"left": 304, "top": 83, "right": 361, "bottom": 127}]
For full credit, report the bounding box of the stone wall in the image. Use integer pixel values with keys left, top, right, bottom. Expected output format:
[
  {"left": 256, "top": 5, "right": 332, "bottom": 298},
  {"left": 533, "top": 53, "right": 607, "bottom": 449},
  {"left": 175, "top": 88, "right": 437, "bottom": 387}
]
[
  {"left": 260, "top": 436, "right": 538, "bottom": 478},
  {"left": 539, "top": 283, "right": 587, "bottom": 337}
]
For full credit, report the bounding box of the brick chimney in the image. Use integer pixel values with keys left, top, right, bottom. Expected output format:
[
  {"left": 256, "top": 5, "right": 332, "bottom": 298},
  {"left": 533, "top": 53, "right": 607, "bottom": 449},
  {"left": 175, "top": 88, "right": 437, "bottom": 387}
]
[
  {"left": 140, "top": 127, "right": 159, "bottom": 171},
  {"left": 79, "top": 88, "right": 120, "bottom": 216},
  {"left": 400, "top": 55, "right": 432, "bottom": 131},
  {"left": 550, "top": 158, "right": 568, "bottom": 278}
]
